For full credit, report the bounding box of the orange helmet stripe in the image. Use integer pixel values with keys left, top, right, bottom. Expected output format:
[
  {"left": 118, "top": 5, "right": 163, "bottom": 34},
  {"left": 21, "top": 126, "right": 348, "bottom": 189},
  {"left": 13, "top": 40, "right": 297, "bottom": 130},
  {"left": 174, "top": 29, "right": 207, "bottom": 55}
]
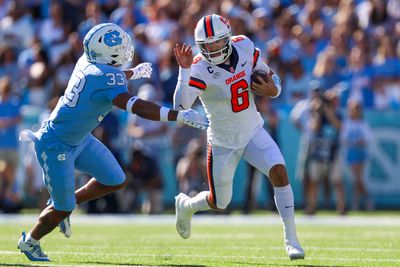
[{"left": 204, "top": 15, "right": 214, "bottom": 38}]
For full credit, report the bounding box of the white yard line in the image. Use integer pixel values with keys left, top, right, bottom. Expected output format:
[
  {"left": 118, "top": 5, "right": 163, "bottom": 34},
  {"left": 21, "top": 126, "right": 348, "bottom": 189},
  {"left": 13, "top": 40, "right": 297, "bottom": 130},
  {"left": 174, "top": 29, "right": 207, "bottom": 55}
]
[{"left": 1, "top": 214, "right": 400, "bottom": 226}]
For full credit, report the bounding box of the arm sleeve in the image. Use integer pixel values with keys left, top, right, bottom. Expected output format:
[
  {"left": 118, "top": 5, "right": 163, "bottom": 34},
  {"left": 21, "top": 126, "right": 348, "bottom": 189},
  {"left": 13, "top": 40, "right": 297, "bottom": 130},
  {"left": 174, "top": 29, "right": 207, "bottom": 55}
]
[{"left": 173, "top": 67, "right": 204, "bottom": 110}]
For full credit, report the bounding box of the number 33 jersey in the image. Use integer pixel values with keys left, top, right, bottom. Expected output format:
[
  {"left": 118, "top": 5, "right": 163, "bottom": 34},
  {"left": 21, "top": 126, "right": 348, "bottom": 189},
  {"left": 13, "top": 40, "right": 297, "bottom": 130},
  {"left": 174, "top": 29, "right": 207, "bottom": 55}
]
[
  {"left": 190, "top": 35, "right": 264, "bottom": 149},
  {"left": 48, "top": 55, "right": 128, "bottom": 146}
]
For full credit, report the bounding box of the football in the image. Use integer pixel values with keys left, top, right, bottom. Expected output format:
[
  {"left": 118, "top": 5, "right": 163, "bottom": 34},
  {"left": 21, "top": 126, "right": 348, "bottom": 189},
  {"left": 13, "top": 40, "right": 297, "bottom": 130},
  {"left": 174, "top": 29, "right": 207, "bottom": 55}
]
[
  {"left": 251, "top": 70, "right": 275, "bottom": 96},
  {"left": 251, "top": 70, "right": 270, "bottom": 85}
]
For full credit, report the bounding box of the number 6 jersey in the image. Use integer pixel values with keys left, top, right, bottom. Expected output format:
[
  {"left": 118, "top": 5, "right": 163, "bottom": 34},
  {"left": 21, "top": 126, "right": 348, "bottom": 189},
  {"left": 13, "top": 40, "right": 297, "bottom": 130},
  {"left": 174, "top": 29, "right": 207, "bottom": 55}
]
[
  {"left": 175, "top": 35, "right": 269, "bottom": 149},
  {"left": 47, "top": 55, "right": 128, "bottom": 146}
]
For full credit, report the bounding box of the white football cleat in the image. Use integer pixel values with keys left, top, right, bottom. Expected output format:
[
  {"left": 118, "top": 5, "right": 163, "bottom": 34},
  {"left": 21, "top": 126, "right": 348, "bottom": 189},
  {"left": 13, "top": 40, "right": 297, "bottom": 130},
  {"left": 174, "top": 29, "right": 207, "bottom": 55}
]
[
  {"left": 175, "top": 193, "right": 193, "bottom": 239},
  {"left": 59, "top": 216, "right": 72, "bottom": 238},
  {"left": 285, "top": 239, "right": 305, "bottom": 260},
  {"left": 18, "top": 232, "right": 50, "bottom": 262}
]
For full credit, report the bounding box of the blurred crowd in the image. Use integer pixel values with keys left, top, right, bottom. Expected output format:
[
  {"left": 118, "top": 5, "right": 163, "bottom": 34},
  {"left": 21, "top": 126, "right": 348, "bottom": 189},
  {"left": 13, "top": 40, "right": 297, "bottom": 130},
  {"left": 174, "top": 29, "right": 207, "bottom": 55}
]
[{"left": 0, "top": 0, "right": 399, "bottom": 214}]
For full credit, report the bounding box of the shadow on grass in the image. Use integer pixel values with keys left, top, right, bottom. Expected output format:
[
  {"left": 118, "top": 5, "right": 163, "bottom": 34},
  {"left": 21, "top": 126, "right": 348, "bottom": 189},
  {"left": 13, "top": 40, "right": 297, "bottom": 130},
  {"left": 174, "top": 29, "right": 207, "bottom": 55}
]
[
  {"left": 296, "top": 264, "right": 357, "bottom": 267},
  {"left": 231, "top": 262, "right": 359, "bottom": 267},
  {"left": 0, "top": 264, "right": 48, "bottom": 267}
]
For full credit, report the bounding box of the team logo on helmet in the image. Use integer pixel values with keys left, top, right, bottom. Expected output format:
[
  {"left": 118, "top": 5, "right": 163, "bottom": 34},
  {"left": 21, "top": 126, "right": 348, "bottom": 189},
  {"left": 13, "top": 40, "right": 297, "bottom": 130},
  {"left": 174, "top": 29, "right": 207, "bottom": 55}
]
[{"left": 103, "top": 30, "right": 122, "bottom": 47}]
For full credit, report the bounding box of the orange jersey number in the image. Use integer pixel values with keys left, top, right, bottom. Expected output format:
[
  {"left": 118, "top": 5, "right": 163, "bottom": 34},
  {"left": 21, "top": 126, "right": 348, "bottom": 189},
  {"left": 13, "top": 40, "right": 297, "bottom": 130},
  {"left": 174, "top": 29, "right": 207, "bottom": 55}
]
[{"left": 230, "top": 79, "right": 250, "bottom": 113}]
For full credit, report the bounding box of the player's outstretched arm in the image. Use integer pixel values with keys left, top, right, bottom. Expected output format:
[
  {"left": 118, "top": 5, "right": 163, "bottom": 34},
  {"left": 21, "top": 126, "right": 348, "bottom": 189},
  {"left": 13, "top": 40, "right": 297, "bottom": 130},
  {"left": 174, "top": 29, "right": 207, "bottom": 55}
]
[{"left": 113, "top": 92, "right": 208, "bottom": 130}]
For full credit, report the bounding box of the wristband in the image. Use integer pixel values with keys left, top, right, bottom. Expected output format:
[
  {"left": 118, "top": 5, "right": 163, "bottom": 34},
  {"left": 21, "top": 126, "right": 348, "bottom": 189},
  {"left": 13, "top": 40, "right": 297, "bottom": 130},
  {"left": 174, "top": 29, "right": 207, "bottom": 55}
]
[
  {"left": 270, "top": 74, "right": 282, "bottom": 98},
  {"left": 160, "top": 107, "right": 170, "bottom": 121},
  {"left": 126, "top": 96, "right": 138, "bottom": 113}
]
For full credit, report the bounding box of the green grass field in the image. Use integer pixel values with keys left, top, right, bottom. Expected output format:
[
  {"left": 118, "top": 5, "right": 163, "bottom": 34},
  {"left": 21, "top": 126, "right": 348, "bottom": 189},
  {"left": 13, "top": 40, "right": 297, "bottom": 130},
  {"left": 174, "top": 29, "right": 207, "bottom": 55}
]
[{"left": 1, "top": 214, "right": 400, "bottom": 267}]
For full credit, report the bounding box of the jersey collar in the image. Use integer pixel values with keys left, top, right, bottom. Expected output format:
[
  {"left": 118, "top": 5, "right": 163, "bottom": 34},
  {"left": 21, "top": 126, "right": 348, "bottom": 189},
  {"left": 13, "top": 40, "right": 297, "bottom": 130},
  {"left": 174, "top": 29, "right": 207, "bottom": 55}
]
[{"left": 217, "top": 46, "right": 238, "bottom": 73}]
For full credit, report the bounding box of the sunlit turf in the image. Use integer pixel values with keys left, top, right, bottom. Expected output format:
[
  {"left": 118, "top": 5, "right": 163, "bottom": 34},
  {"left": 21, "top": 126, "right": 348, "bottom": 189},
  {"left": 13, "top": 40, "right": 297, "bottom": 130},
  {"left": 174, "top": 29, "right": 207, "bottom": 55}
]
[{"left": 1, "top": 214, "right": 399, "bottom": 267}]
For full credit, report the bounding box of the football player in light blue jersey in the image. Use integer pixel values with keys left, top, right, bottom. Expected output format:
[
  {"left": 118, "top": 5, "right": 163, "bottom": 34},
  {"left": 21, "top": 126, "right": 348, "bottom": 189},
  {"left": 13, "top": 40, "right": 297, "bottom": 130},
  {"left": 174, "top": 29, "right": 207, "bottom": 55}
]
[{"left": 17, "top": 23, "right": 209, "bottom": 262}]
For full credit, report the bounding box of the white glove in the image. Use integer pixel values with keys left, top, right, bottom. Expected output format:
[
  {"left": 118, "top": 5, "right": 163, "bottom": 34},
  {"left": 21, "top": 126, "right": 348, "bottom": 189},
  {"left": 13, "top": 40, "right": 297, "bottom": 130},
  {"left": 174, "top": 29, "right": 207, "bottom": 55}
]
[
  {"left": 177, "top": 109, "right": 209, "bottom": 130},
  {"left": 128, "top": 62, "right": 152, "bottom": 80}
]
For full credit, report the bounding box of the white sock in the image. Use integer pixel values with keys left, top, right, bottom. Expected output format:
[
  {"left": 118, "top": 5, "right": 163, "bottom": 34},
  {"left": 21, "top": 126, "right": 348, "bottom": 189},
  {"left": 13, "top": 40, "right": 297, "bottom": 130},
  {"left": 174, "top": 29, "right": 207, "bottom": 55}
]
[
  {"left": 185, "top": 191, "right": 211, "bottom": 213},
  {"left": 26, "top": 232, "right": 39, "bottom": 245},
  {"left": 274, "top": 184, "right": 298, "bottom": 241}
]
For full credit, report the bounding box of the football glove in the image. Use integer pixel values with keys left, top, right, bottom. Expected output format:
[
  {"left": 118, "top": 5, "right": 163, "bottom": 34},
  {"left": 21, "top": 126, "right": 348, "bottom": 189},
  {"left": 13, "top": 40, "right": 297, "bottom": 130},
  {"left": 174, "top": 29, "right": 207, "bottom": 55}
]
[
  {"left": 177, "top": 109, "right": 209, "bottom": 130},
  {"left": 128, "top": 62, "right": 152, "bottom": 80}
]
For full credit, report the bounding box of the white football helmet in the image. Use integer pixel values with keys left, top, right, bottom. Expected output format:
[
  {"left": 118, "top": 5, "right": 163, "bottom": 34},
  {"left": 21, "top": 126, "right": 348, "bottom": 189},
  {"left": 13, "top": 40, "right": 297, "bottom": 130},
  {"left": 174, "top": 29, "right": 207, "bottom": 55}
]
[
  {"left": 194, "top": 14, "right": 232, "bottom": 65},
  {"left": 83, "top": 23, "right": 134, "bottom": 66}
]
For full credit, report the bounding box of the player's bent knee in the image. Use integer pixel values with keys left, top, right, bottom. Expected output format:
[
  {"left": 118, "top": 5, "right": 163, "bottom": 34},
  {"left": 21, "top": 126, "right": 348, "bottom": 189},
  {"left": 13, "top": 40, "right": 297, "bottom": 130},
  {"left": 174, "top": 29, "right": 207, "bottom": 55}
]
[
  {"left": 105, "top": 176, "right": 127, "bottom": 191},
  {"left": 106, "top": 169, "right": 127, "bottom": 190},
  {"left": 269, "top": 164, "right": 289, "bottom": 187},
  {"left": 51, "top": 195, "right": 76, "bottom": 212}
]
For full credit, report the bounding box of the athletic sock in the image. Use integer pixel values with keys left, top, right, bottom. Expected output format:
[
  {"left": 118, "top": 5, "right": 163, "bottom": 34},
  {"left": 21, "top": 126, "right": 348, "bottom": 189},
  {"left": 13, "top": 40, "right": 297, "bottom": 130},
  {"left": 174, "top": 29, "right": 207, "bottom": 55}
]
[
  {"left": 26, "top": 232, "right": 39, "bottom": 245},
  {"left": 274, "top": 184, "right": 298, "bottom": 241},
  {"left": 185, "top": 191, "right": 211, "bottom": 213}
]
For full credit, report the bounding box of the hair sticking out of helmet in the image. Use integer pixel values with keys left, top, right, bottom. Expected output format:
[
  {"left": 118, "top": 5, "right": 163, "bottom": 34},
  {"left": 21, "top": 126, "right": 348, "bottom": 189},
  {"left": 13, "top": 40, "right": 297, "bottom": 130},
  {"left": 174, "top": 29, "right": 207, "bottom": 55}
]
[
  {"left": 194, "top": 14, "right": 232, "bottom": 65},
  {"left": 83, "top": 23, "right": 134, "bottom": 66}
]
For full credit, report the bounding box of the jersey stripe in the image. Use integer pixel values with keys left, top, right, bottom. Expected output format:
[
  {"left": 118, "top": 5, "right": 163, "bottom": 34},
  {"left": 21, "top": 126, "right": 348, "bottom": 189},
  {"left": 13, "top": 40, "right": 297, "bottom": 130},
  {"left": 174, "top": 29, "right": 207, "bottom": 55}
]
[
  {"left": 207, "top": 143, "right": 216, "bottom": 206},
  {"left": 204, "top": 15, "right": 214, "bottom": 38},
  {"left": 252, "top": 48, "right": 260, "bottom": 69},
  {"left": 189, "top": 76, "right": 207, "bottom": 90}
]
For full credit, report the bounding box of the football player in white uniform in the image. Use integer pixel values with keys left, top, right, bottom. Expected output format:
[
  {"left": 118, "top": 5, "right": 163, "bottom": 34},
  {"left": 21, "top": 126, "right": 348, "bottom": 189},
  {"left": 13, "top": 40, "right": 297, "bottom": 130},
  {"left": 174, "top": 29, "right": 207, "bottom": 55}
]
[{"left": 173, "top": 14, "right": 305, "bottom": 260}]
